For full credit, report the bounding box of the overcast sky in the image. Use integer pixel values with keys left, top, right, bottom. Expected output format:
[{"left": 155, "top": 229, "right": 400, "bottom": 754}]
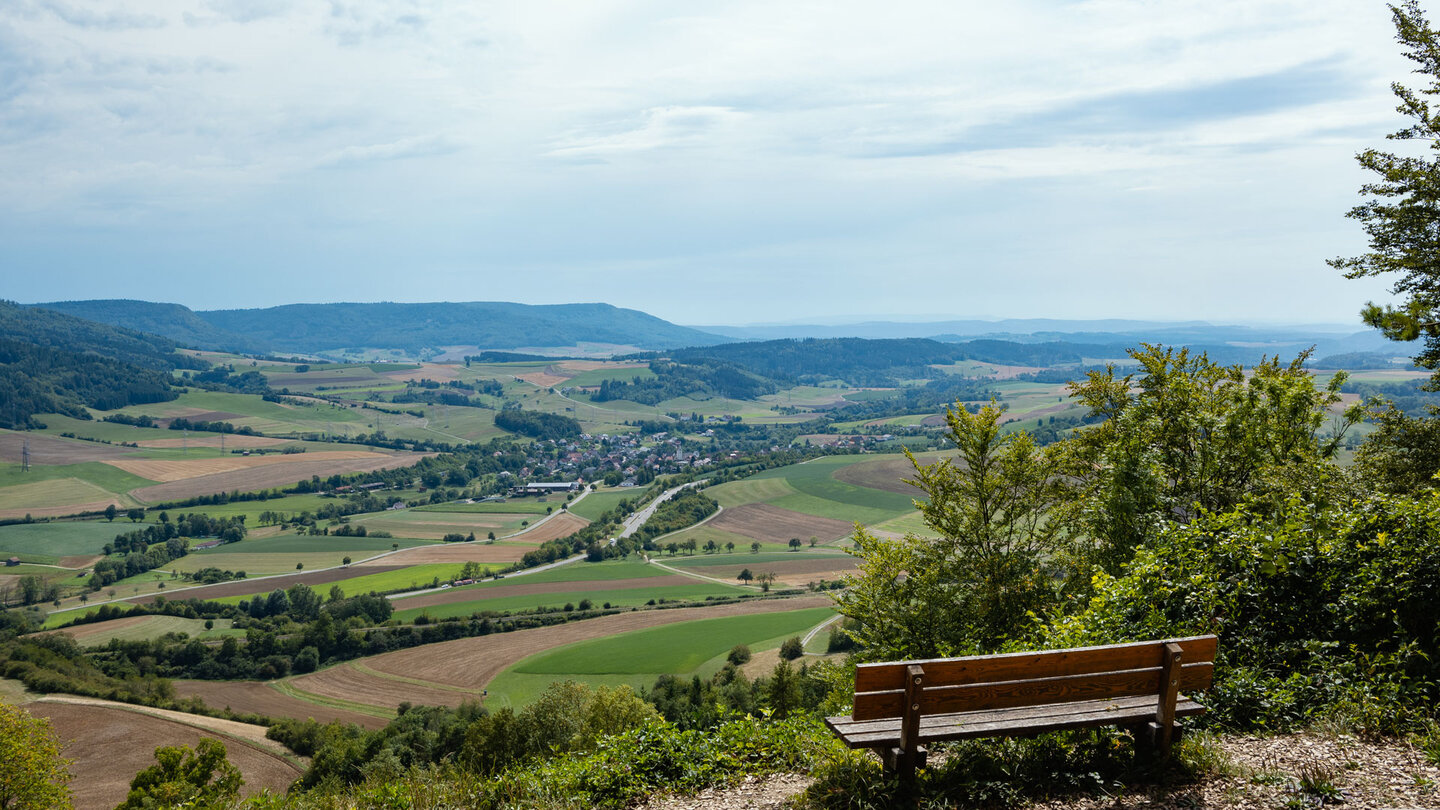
[{"left": 0, "top": 0, "right": 1421, "bottom": 326}]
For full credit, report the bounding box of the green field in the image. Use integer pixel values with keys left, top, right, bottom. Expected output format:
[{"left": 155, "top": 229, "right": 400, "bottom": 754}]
[
  {"left": 562, "top": 367, "right": 655, "bottom": 387},
  {"left": 350, "top": 510, "right": 536, "bottom": 539},
  {"left": 486, "top": 606, "right": 835, "bottom": 707},
  {"left": 413, "top": 500, "right": 554, "bottom": 515},
  {"left": 465, "top": 558, "right": 668, "bottom": 586},
  {"left": 65, "top": 615, "right": 242, "bottom": 646},
  {"left": 193, "top": 534, "right": 432, "bottom": 556},
  {"left": 0, "top": 521, "right": 127, "bottom": 562},
  {"left": 393, "top": 583, "right": 748, "bottom": 622},
  {"left": 566, "top": 489, "right": 637, "bottom": 521},
  {"left": 665, "top": 550, "right": 851, "bottom": 568},
  {"left": 706, "top": 455, "right": 916, "bottom": 526},
  {"left": 168, "top": 534, "right": 431, "bottom": 576},
  {"left": 0, "top": 460, "right": 156, "bottom": 501}
]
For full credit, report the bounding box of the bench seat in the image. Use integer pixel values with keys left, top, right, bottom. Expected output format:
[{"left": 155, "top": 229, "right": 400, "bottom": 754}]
[{"left": 826, "top": 693, "right": 1206, "bottom": 750}]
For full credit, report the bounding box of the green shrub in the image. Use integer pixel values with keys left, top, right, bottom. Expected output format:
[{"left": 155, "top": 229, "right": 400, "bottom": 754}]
[{"left": 1046, "top": 490, "right": 1440, "bottom": 732}]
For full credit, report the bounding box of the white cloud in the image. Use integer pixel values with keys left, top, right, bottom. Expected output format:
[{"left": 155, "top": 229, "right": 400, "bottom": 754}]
[{"left": 0, "top": 0, "right": 1419, "bottom": 323}]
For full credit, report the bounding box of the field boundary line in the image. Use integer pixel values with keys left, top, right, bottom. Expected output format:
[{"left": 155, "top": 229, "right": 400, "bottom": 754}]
[
  {"left": 272, "top": 678, "right": 397, "bottom": 719},
  {"left": 800, "top": 613, "right": 842, "bottom": 650},
  {"left": 644, "top": 554, "right": 760, "bottom": 590},
  {"left": 349, "top": 661, "right": 477, "bottom": 694},
  {"left": 31, "top": 695, "right": 306, "bottom": 771}
]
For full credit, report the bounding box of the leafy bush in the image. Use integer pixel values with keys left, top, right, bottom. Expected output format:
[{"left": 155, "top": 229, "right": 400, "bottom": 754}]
[{"left": 1046, "top": 490, "right": 1440, "bottom": 733}]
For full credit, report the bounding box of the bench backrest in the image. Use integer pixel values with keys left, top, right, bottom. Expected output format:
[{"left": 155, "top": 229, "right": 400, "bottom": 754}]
[{"left": 851, "top": 635, "right": 1217, "bottom": 721}]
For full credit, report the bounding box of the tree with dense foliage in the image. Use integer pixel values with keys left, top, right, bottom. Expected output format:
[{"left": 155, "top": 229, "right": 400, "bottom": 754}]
[
  {"left": 1331, "top": 1, "right": 1440, "bottom": 383},
  {"left": 0, "top": 703, "right": 71, "bottom": 810},
  {"left": 1061, "top": 345, "right": 1357, "bottom": 574},
  {"left": 117, "top": 738, "right": 240, "bottom": 810},
  {"left": 836, "top": 401, "right": 1070, "bottom": 658}
]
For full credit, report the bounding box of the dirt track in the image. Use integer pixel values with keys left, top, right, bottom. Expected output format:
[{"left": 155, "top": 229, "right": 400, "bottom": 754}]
[
  {"left": 709, "top": 504, "right": 854, "bottom": 545},
  {"left": 26, "top": 700, "right": 301, "bottom": 810}
]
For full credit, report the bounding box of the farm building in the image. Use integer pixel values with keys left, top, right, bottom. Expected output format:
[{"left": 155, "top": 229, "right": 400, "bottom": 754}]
[{"left": 509, "top": 481, "right": 580, "bottom": 496}]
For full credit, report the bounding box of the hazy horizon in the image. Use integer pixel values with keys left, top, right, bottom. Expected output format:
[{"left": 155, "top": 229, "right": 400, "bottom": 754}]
[{"left": 0, "top": 1, "right": 1412, "bottom": 325}]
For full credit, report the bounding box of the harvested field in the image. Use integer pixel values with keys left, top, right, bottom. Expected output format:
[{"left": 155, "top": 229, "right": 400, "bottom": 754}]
[
  {"left": 393, "top": 575, "right": 693, "bottom": 611},
  {"left": 128, "top": 453, "right": 425, "bottom": 503},
  {"left": 709, "top": 504, "right": 854, "bottom": 545},
  {"left": 57, "top": 554, "right": 103, "bottom": 569},
  {"left": 356, "top": 595, "right": 831, "bottom": 696},
  {"left": 0, "top": 432, "right": 137, "bottom": 464},
  {"left": 105, "top": 450, "right": 395, "bottom": 483},
  {"left": 831, "top": 456, "right": 924, "bottom": 495},
  {"left": 26, "top": 699, "right": 301, "bottom": 810},
  {"left": 516, "top": 370, "right": 568, "bottom": 387},
  {"left": 0, "top": 477, "right": 117, "bottom": 510},
  {"left": 352, "top": 510, "right": 538, "bottom": 540},
  {"left": 379, "top": 363, "right": 460, "bottom": 383},
  {"left": 134, "top": 435, "right": 288, "bottom": 449},
  {"left": 154, "top": 410, "right": 247, "bottom": 427},
  {"left": 291, "top": 662, "right": 474, "bottom": 711},
  {"left": 353, "top": 543, "right": 528, "bottom": 566},
  {"left": 509, "top": 511, "right": 589, "bottom": 542},
  {"left": 175, "top": 680, "right": 389, "bottom": 729},
  {"left": 122, "top": 566, "right": 405, "bottom": 605},
  {"left": 51, "top": 615, "right": 152, "bottom": 644},
  {"left": 0, "top": 492, "right": 120, "bottom": 515}
]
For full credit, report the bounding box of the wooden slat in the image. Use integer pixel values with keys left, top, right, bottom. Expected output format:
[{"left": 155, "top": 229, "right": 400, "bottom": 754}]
[
  {"left": 853, "top": 661, "right": 1212, "bottom": 721},
  {"left": 827, "top": 695, "right": 1207, "bottom": 750},
  {"left": 831, "top": 694, "right": 1183, "bottom": 737},
  {"left": 854, "top": 635, "right": 1217, "bottom": 692}
]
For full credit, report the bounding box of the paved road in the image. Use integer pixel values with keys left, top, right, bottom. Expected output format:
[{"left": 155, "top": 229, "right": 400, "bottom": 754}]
[{"left": 617, "top": 480, "right": 706, "bottom": 539}]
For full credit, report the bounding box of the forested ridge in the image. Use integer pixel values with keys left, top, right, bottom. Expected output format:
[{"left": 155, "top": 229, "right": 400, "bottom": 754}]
[{"left": 0, "top": 301, "right": 198, "bottom": 429}]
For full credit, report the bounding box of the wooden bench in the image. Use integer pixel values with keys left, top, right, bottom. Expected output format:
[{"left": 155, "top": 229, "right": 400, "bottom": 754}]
[{"left": 825, "top": 635, "right": 1217, "bottom": 781}]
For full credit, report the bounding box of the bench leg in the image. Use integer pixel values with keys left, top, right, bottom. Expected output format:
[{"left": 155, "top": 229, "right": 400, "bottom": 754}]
[
  {"left": 882, "top": 745, "right": 928, "bottom": 782},
  {"left": 1132, "top": 721, "right": 1184, "bottom": 764}
]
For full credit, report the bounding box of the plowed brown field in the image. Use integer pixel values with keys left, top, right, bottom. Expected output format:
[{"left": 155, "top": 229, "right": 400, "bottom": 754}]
[
  {"left": 174, "top": 680, "right": 389, "bottom": 729},
  {"left": 26, "top": 700, "right": 301, "bottom": 810},
  {"left": 392, "top": 575, "right": 692, "bottom": 611},
  {"left": 290, "top": 663, "right": 474, "bottom": 710},
  {"left": 128, "top": 453, "right": 426, "bottom": 503},
  {"left": 508, "top": 511, "right": 589, "bottom": 542},
  {"left": 709, "top": 504, "right": 854, "bottom": 544}
]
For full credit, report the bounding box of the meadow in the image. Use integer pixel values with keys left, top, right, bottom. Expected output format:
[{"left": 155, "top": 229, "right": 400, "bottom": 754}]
[
  {"left": 0, "top": 520, "right": 125, "bottom": 563},
  {"left": 486, "top": 605, "right": 836, "bottom": 706}
]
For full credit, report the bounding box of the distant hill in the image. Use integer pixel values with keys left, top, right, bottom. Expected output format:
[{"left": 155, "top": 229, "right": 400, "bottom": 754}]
[
  {"left": 0, "top": 301, "right": 194, "bottom": 429},
  {"left": 197, "top": 302, "right": 727, "bottom": 354},
  {"left": 663, "top": 337, "right": 1130, "bottom": 388},
  {"left": 33, "top": 299, "right": 269, "bottom": 354}
]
